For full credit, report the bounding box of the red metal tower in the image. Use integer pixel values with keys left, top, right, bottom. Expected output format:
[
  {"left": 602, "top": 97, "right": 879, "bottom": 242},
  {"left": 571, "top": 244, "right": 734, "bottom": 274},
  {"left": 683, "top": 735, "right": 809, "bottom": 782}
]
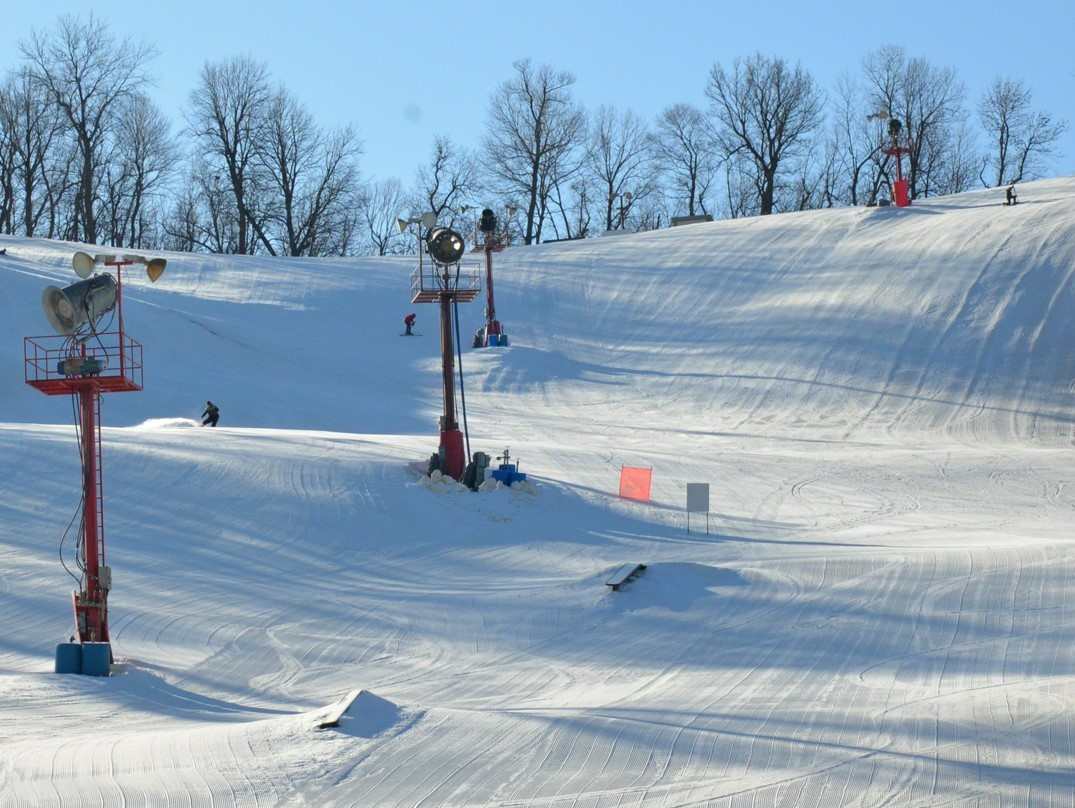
[
  {"left": 24, "top": 253, "right": 164, "bottom": 655},
  {"left": 881, "top": 118, "right": 914, "bottom": 207},
  {"left": 471, "top": 208, "right": 511, "bottom": 347},
  {"left": 408, "top": 227, "right": 480, "bottom": 479}
]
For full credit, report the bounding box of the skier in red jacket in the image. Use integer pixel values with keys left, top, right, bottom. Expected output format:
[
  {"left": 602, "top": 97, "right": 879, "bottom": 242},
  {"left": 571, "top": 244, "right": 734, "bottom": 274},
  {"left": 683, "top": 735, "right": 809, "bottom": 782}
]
[{"left": 404, "top": 313, "right": 417, "bottom": 335}]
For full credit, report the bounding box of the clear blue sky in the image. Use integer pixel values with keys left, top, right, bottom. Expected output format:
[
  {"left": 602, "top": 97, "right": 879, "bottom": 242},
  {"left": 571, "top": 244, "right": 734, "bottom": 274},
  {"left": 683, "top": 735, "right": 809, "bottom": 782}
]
[{"left": 5, "top": 0, "right": 1074, "bottom": 187}]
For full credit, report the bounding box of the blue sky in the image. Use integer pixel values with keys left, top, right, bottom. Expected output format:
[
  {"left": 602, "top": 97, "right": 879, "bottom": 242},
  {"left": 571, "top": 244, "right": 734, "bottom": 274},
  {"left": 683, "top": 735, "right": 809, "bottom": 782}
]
[{"left": 5, "top": 0, "right": 1074, "bottom": 187}]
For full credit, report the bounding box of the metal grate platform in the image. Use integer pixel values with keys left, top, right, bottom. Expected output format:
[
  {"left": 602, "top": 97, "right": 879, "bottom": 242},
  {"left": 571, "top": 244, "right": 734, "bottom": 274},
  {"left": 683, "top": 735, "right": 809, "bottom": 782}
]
[
  {"left": 410, "top": 263, "right": 481, "bottom": 304},
  {"left": 25, "top": 332, "right": 143, "bottom": 395}
]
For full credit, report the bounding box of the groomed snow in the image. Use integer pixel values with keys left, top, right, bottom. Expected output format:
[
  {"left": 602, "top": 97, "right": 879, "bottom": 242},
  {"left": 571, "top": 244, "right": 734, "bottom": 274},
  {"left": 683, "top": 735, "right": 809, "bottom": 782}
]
[{"left": 1, "top": 178, "right": 1073, "bottom": 806}]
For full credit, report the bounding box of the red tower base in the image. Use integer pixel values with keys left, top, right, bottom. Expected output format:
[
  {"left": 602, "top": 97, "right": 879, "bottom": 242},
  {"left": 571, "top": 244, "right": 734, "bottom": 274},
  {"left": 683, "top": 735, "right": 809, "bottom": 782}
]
[
  {"left": 440, "top": 429, "right": 466, "bottom": 480},
  {"left": 893, "top": 179, "right": 910, "bottom": 207}
]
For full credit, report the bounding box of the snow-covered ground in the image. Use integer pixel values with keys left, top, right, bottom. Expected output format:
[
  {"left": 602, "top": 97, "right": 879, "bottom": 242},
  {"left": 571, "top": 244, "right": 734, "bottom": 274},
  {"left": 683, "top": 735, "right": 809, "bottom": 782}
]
[{"left": 1, "top": 179, "right": 1073, "bottom": 806}]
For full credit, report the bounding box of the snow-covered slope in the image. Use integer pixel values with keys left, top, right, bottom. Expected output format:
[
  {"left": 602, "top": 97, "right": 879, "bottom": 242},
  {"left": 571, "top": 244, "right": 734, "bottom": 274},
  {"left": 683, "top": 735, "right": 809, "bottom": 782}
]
[{"left": 0, "top": 179, "right": 1073, "bottom": 806}]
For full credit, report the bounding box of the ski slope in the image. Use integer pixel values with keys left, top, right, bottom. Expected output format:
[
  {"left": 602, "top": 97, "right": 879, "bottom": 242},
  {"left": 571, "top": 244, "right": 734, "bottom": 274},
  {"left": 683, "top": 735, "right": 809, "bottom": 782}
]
[{"left": 1, "top": 178, "right": 1073, "bottom": 806}]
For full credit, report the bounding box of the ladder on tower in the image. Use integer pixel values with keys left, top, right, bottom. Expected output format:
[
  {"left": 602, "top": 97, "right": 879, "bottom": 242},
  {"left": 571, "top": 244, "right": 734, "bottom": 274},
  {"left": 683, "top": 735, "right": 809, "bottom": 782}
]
[{"left": 90, "top": 391, "right": 106, "bottom": 578}]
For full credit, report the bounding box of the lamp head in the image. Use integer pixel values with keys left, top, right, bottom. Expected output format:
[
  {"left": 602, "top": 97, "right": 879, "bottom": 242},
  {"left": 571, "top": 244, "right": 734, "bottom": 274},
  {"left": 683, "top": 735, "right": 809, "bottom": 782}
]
[
  {"left": 73, "top": 250, "right": 166, "bottom": 282},
  {"left": 426, "top": 227, "right": 465, "bottom": 266},
  {"left": 73, "top": 251, "right": 95, "bottom": 278},
  {"left": 146, "top": 258, "right": 166, "bottom": 282}
]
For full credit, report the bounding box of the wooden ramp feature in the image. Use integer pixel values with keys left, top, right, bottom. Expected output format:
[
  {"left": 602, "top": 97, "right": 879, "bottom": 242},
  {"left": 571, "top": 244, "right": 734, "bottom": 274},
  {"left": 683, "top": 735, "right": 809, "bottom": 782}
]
[
  {"left": 606, "top": 563, "right": 647, "bottom": 591},
  {"left": 314, "top": 689, "right": 363, "bottom": 729}
]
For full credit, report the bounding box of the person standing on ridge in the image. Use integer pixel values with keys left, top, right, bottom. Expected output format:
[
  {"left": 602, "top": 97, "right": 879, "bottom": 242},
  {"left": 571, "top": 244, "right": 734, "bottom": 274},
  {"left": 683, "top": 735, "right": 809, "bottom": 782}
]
[
  {"left": 404, "top": 312, "right": 417, "bottom": 335},
  {"left": 201, "top": 400, "right": 220, "bottom": 427}
]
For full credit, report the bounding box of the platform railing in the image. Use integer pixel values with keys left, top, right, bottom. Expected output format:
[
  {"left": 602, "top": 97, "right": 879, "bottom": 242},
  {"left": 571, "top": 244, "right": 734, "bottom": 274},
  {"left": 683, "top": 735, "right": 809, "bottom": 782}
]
[
  {"left": 410, "top": 262, "right": 481, "bottom": 304},
  {"left": 24, "top": 332, "right": 144, "bottom": 395}
]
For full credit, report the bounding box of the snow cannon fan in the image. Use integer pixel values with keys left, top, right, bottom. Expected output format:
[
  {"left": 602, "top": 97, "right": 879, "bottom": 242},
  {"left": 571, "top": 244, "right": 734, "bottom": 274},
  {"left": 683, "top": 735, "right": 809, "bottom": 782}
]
[
  {"left": 478, "top": 208, "right": 498, "bottom": 234},
  {"left": 41, "top": 274, "right": 119, "bottom": 336}
]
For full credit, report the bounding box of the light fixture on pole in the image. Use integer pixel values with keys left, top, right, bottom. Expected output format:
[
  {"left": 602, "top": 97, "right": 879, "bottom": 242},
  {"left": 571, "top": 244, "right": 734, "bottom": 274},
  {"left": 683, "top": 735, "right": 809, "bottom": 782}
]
[{"left": 401, "top": 212, "right": 481, "bottom": 480}]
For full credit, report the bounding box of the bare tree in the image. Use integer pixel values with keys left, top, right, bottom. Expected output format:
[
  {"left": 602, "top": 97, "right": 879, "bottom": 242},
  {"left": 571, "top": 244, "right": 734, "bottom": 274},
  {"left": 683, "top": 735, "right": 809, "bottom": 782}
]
[
  {"left": 862, "top": 45, "right": 968, "bottom": 199},
  {"left": 547, "top": 174, "right": 593, "bottom": 241},
  {"left": 359, "top": 177, "right": 410, "bottom": 255},
  {"left": 787, "top": 137, "right": 840, "bottom": 210},
  {"left": 159, "top": 174, "right": 202, "bottom": 252},
  {"left": 259, "top": 86, "right": 363, "bottom": 256},
  {"left": 826, "top": 73, "right": 887, "bottom": 206},
  {"left": 936, "top": 120, "right": 979, "bottom": 195},
  {"left": 0, "top": 79, "right": 18, "bottom": 233},
  {"left": 482, "top": 59, "right": 586, "bottom": 244},
  {"left": 160, "top": 160, "right": 241, "bottom": 254},
  {"left": 415, "top": 135, "right": 477, "bottom": 226},
  {"left": 706, "top": 53, "right": 824, "bottom": 216},
  {"left": 186, "top": 56, "right": 274, "bottom": 254},
  {"left": 978, "top": 76, "right": 1067, "bottom": 187},
  {"left": 587, "top": 105, "right": 657, "bottom": 231},
  {"left": 103, "top": 93, "right": 177, "bottom": 248},
  {"left": 19, "top": 15, "right": 156, "bottom": 244},
  {"left": 720, "top": 154, "right": 757, "bottom": 219},
  {"left": 652, "top": 103, "right": 717, "bottom": 217}
]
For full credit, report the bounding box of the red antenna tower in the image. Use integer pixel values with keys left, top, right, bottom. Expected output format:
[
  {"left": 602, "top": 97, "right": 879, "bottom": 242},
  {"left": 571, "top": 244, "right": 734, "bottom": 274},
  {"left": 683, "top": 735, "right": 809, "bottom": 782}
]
[{"left": 24, "top": 252, "right": 165, "bottom": 671}]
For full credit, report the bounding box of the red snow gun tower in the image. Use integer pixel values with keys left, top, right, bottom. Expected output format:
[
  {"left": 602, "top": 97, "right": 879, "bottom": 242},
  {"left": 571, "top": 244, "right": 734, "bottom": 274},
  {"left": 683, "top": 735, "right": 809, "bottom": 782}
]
[
  {"left": 882, "top": 117, "right": 913, "bottom": 207},
  {"left": 401, "top": 212, "right": 481, "bottom": 480},
  {"left": 24, "top": 251, "right": 165, "bottom": 674},
  {"left": 468, "top": 206, "right": 512, "bottom": 348}
]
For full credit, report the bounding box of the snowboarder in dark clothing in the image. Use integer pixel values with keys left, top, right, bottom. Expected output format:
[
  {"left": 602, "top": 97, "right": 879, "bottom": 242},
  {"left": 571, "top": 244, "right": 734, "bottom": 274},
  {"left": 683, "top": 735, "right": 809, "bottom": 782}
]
[
  {"left": 201, "top": 401, "right": 219, "bottom": 427},
  {"left": 404, "top": 313, "right": 417, "bottom": 335},
  {"left": 1005, "top": 184, "right": 1017, "bottom": 206}
]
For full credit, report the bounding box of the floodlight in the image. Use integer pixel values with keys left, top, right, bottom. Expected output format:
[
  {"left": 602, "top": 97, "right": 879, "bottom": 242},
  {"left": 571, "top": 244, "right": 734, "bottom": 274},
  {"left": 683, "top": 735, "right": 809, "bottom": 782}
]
[
  {"left": 398, "top": 212, "right": 439, "bottom": 234},
  {"left": 73, "top": 251, "right": 95, "bottom": 279},
  {"left": 72, "top": 250, "right": 166, "bottom": 283},
  {"left": 146, "top": 258, "right": 166, "bottom": 282},
  {"left": 426, "top": 226, "right": 465, "bottom": 265}
]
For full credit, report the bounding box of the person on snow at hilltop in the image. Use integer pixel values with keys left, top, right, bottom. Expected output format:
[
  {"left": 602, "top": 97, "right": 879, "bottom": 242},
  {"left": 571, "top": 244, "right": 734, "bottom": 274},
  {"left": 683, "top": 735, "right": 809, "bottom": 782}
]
[
  {"left": 404, "top": 312, "right": 417, "bottom": 335},
  {"left": 201, "top": 400, "right": 220, "bottom": 428}
]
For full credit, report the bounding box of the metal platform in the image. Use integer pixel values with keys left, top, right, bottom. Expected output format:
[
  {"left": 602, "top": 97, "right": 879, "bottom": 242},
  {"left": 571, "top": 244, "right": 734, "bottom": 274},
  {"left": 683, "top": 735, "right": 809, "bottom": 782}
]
[
  {"left": 410, "top": 263, "right": 481, "bottom": 304},
  {"left": 25, "top": 332, "right": 143, "bottom": 395}
]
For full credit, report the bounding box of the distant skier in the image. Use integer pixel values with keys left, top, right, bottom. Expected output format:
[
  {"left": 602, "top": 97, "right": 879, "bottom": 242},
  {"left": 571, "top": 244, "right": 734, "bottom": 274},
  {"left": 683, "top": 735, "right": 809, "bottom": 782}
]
[
  {"left": 404, "top": 312, "right": 417, "bottom": 336},
  {"left": 1005, "top": 183, "right": 1018, "bottom": 206},
  {"left": 201, "top": 400, "right": 220, "bottom": 428}
]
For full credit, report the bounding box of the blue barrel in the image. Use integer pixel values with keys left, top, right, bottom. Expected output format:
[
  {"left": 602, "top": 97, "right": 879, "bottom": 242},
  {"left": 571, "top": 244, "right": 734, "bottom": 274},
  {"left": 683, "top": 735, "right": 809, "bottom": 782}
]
[
  {"left": 499, "top": 334, "right": 509, "bottom": 346},
  {"left": 488, "top": 334, "right": 499, "bottom": 347},
  {"left": 55, "top": 643, "right": 82, "bottom": 675},
  {"left": 81, "top": 642, "right": 112, "bottom": 676}
]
